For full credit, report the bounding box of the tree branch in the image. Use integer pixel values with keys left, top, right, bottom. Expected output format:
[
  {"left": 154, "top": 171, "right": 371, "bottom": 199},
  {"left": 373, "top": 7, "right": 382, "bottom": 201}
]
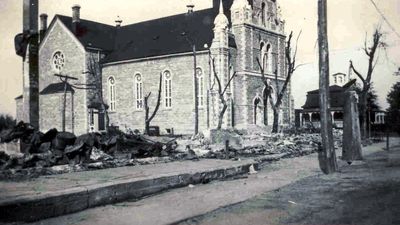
[
  {"left": 147, "top": 72, "right": 163, "bottom": 122},
  {"left": 349, "top": 60, "right": 366, "bottom": 84},
  {"left": 222, "top": 72, "right": 237, "bottom": 96}
]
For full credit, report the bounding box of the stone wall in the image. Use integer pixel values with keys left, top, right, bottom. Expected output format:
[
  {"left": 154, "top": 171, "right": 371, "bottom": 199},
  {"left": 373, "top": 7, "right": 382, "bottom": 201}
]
[
  {"left": 39, "top": 92, "right": 74, "bottom": 133},
  {"left": 102, "top": 52, "right": 211, "bottom": 135},
  {"left": 38, "top": 19, "right": 87, "bottom": 134},
  {"left": 230, "top": 9, "right": 290, "bottom": 128}
]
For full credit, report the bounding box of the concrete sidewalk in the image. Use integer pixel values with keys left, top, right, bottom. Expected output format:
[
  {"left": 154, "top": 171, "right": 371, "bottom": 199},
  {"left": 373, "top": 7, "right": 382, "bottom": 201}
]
[
  {"left": 17, "top": 138, "right": 399, "bottom": 225},
  {"left": 0, "top": 138, "right": 397, "bottom": 223},
  {"left": 0, "top": 151, "right": 292, "bottom": 222}
]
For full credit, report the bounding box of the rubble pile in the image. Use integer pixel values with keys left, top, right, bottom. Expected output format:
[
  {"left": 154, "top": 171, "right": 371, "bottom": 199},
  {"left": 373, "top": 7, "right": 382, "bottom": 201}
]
[
  {"left": 0, "top": 122, "right": 344, "bottom": 180},
  {"left": 202, "top": 133, "right": 323, "bottom": 160},
  {"left": 0, "top": 122, "right": 181, "bottom": 179}
]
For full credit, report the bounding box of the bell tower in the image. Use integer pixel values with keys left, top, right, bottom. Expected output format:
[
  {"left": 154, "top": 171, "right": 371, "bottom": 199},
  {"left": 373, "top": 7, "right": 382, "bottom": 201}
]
[{"left": 230, "top": 0, "right": 252, "bottom": 26}]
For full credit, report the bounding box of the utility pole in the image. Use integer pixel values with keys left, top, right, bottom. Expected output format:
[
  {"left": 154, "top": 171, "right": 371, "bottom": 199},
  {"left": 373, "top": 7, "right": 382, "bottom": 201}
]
[
  {"left": 317, "top": 0, "right": 338, "bottom": 174},
  {"left": 182, "top": 32, "right": 199, "bottom": 135},
  {"left": 193, "top": 44, "right": 199, "bottom": 135},
  {"left": 54, "top": 74, "right": 78, "bottom": 132}
]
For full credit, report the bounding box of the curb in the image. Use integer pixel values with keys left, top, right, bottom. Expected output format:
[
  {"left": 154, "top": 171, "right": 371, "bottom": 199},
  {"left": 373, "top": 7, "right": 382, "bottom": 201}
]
[{"left": 0, "top": 162, "right": 255, "bottom": 222}]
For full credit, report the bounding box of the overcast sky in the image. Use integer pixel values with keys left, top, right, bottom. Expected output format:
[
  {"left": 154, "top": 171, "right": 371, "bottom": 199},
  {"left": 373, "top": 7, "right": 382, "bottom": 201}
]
[{"left": 0, "top": 0, "right": 399, "bottom": 117}]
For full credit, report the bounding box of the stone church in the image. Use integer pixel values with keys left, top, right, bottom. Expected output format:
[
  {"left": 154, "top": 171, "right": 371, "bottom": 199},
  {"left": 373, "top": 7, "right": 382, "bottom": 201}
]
[{"left": 16, "top": 0, "right": 294, "bottom": 135}]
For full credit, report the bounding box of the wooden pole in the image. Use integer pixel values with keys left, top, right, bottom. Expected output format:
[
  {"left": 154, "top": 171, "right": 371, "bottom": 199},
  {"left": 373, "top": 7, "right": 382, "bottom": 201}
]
[
  {"left": 54, "top": 74, "right": 78, "bottom": 133},
  {"left": 386, "top": 128, "right": 390, "bottom": 151},
  {"left": 317, "top": 0, "right": 338, "bottom": 174},
  {"left": 193, "top": 44, "right": 199, "bottom": 135},
  {"left": 62, "top": 80, "right": 67, "bottom": 132}
]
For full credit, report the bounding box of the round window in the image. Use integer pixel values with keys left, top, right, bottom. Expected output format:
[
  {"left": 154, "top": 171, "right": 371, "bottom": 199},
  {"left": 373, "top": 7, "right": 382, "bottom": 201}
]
[
  {"left": 135, "top": 74, "right": 142, "bottom": 82},
  {"left": 196, "top": 68, "right": 203, "bottom": 78},
  {"left": 52, "top": 51, "right": 65, "bottom": 72},
  {"left": 109, "top": 77, "right": 115, "bottom": 84},
  {"left": 164, "top": 71, "right": 171, "bottom": 79}
]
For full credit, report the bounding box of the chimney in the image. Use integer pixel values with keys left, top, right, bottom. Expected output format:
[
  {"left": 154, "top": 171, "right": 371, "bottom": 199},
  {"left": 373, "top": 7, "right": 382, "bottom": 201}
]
[
  {"left": 115, "top": 16, "right": 122, "bottom": 27},
  {"left": 39, "top": 13, "right": 48, "bottom": 42},
  {"left": 187, "top": 0, "right": 195, "bottom": 13},
  {"left": 72, "top": 4, "right": 80, "bottom": 34}
]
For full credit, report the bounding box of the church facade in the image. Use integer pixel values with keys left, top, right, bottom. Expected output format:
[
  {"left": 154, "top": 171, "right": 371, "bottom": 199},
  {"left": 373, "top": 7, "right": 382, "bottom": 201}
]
[{"left": 16, "top": 0, "right": 294, "bottom": 135}]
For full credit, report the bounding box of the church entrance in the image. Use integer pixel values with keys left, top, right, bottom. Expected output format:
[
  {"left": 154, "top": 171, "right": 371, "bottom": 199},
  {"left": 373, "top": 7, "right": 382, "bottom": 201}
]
[{"left": 88, "top": 108, "right": 106, "bottom": 132}]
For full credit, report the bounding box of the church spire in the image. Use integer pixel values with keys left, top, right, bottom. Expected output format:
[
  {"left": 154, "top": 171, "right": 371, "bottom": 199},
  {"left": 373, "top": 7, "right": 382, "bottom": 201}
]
[
  {"left": 214, "top": 0, "right": 229, "bottom": 29},
  {"left": 219, "top": 0, "right": 223, "bottom": 14}
]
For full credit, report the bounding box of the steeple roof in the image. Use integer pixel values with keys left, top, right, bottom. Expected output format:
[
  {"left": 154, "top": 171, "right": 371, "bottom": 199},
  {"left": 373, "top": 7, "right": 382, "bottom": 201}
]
[{"left": 214, "top": 0, "right": 229, "bottom": 27}]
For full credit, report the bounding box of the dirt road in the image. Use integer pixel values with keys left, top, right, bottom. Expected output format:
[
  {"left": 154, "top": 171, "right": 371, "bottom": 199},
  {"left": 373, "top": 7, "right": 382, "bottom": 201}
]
[{"left": 177, "top": 144, "right": 400, "bottom": 225}]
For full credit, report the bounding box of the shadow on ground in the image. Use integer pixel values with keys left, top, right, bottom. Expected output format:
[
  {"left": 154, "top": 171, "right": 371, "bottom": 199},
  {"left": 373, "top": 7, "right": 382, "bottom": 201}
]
[{"left": 176, "top": 148, "right": 400, "bottom": 225}]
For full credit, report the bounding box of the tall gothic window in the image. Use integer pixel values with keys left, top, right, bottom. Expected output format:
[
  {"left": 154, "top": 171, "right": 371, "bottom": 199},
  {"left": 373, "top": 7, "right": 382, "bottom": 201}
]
[
  {"left": 135, "top": 73, "right": 143, "bottom": 110},
  {"left": 266, "top": 44, "right": 273, "bottom": 73},
  {"left": 196, "top": 68, "right": 204, "bottom": 107},
  {"left": 260, "top": 42, "right": 266, "bottom": 70},
  {"left": 108, "top": 76, "right": 116, "bottom": 112},
  {"left": 163, "top": 70, "right": 172, "bottom": 108}
]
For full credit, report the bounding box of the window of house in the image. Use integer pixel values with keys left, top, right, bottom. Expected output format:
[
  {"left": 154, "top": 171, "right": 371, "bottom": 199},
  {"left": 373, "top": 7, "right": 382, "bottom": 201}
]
[
  {"left": 196, "top": 68, "right": 204, "bottom": 107},
  {"left": 135, "top": 74, "right": 143, "bottom": 110},
  {"left": 52, "top": 51, "right": 65, "bottom": 72},
  {"left": 163, "top": 70, "right": 172, "bottom": 108},
  {"left": 108, "top": 76, "right": 116, "bottom": 111}
]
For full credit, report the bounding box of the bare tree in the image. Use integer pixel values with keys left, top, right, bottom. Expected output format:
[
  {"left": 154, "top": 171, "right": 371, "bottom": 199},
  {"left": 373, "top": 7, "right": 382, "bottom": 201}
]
[
  {"left": 256, "top": 31, "right": 302, "bottom": 133},
  {"left": 144, "top": 73, "right": 162, "bottom": 135},
  {"left": 80, "top": 54, "right": 110, "bottom": 131},
  {"left": 317, "top": 0, "right": 338, "bottom": 174},
  {"left": 349, "top": 28, "right": 385, "bottom": 140},
  {"left": 211, "top": 57, "right": 237, "bottom": 130}
]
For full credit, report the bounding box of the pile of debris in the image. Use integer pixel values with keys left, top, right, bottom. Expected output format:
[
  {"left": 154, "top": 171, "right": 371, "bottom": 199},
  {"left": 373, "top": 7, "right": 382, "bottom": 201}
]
[
  {"left": 201, "top": 133, "right": 323, "bottom": 160},
  {"left": 0, "top": 122, "right": 180, "bottom": 175}
]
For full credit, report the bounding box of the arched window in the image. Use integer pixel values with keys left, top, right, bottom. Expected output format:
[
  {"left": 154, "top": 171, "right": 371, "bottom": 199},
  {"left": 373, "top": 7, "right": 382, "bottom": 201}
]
[
  {"left": 260, "top": 43, "right": 273, "bottom": 73},
  {"left": 260, "top": 42, "right": 266, "bottom": 71},
  {"left": 196, "top": 68, "right": 204, "bottom": 107},
  {"left": 108, "top": 76, "right": 116, "bottom": 112},
  {"left": 261, "top": 2, "right": 266, "bottom": 26},
  {"left": 135, "top": 73, "right": 143, "bottom": 110},
  {"left": 163, "top": 70, "right": 172, "bottom": 108},
  {"left": 266, "top": 44, "right": 273, "bottom": 73}
]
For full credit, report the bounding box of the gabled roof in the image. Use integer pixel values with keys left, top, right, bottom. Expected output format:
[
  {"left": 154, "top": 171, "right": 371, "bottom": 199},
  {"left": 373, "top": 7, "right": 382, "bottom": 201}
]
[
  {"left": 49, "top": 1, "right": 237, "bottom": 63},
  {"left": 56, "top": 15, "right": 116, "bottom": 51},
  {"left": 103, "top": 7, "right": 236, "bottom": 63},
  {"left": 302, "top": 85, "right": 345, "bottom": 109},
  {"left": 40, "top": 82, "right": 74, "bottom": 95}
]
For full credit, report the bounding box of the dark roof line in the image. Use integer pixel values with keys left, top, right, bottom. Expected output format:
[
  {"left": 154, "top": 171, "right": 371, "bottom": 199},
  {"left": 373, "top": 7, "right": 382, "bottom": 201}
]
[
  {"left": 49, "top": 1, "right": 236, "bottom": 63},
  {"left": 40, "top": 82, "right": 75, "bottom": 95}
]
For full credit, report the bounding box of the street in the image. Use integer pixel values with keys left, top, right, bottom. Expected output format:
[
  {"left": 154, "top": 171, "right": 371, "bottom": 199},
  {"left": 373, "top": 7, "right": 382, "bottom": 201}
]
[{"left": 15, "top": 139, "right": 399, "bottom": 225}]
